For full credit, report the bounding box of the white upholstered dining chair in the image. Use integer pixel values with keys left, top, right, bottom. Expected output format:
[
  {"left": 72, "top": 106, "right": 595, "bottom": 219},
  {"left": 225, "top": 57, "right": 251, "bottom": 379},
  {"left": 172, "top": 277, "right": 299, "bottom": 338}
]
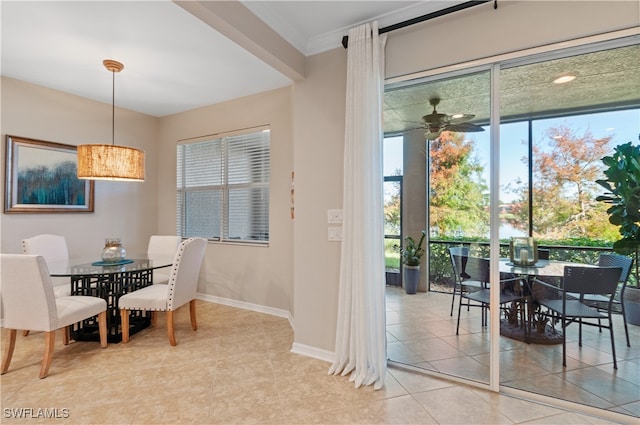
[
  {"left": 0, "top": 254, "right": 107, "bottom": 378},
  {"left": 119, "top": 237, "right": 207, "bottom": 346},
  {"left": 146, "top": 235, "right": 182, "bottom": 285},
  {"left": 22, "top": 234, "right": 72, "bottom": 297}
]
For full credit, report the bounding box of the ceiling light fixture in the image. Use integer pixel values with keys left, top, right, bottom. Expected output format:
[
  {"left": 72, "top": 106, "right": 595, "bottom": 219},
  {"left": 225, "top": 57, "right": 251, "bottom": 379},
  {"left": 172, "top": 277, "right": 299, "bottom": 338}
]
[
  {"left": 77, "top": 60, "right": 145, "bottom": 182},
  {"left": 553, "top": 74, "right": 576, "bottom": 84}
]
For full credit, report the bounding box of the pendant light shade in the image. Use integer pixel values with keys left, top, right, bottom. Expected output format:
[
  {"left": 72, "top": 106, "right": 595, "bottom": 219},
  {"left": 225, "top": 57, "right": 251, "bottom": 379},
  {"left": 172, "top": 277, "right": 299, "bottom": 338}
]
[
  {"left": 77, "top": 59, "right": 145, "bottom": 181},
  {"left": 77, "top": 144, "right": 145, "bottom": 181}
]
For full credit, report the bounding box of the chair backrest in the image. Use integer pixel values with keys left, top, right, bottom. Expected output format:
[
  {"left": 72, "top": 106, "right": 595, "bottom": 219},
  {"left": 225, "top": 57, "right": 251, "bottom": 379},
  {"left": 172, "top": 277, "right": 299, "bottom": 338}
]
[
  {"left": 563, "top": 265, "right": 622, "bottom": 296},
  {"left": 0, "top": 254, "right": 57, "bottom": 331},
  {"left": 147, "top": 235, "right": 181, "bottom": 262},
  {"left": 598, "top": 253, "right": 633, "bottom": 283},
  {"left": 22, "top": 234, "right": 69, "bottom": 264},
  {"left": 448, "top": 246, "right": 489, "bottom": 283},
  {"left": 537, "top": 249, "right": 550, "bottom": 260},
  {"left": 448, "top": 246, "right": 468, "bottom": 283},
  {"left": 462, "top": 256, "right": 490, "bottom": 283},
  {"left": 167, "top": 238, "right": 207, "bottom": 310}
]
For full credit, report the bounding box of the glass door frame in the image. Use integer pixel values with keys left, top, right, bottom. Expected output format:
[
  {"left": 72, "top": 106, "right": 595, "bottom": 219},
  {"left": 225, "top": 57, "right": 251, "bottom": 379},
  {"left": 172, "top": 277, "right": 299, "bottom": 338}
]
[{"left": 384, "top": 27, "right": 639, "bottom": 418}]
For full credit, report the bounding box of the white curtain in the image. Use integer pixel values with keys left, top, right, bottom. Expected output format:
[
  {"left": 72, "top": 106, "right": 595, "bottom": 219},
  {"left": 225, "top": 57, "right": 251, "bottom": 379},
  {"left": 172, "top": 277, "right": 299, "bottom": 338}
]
[{"left": 329, "top": 21, "right": 388, "bottom": 390}]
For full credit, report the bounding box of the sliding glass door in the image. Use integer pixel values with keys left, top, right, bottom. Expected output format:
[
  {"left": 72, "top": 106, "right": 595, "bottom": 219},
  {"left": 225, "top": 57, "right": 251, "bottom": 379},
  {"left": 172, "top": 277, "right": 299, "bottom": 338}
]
[
  {"left": 497, "top": 41, "right": 639, "bottom": 413},
  {"left": 384, "top": 35, "right": 640, "bottom": 419},
  {"left": 385, "top": 68, "right": 493, "bottom": 384}
]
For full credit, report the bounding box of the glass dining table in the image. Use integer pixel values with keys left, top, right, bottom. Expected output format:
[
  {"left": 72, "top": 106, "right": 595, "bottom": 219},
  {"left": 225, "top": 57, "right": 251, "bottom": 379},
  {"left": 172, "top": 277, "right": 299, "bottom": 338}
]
[
  {"left": 48, "top": 256, "right": 174, "bottom": 343},
  {"left": 498, "top": 258, "right": 596, "bottom": 344}
]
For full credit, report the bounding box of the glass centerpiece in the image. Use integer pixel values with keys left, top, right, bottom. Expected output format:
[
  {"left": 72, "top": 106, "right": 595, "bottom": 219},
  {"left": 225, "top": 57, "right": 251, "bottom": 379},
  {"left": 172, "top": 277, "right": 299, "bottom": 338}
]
[
  {"left": 101, "top": 238, "right": 127, "bottom": 263},
  {"left": 509, "top": 237, "right": 538, "bottom": 266}
]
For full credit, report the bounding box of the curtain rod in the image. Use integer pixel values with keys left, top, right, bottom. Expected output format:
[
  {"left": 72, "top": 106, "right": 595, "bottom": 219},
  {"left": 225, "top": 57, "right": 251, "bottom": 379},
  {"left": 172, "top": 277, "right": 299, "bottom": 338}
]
[{"left": 341, "top": 0, "right": 496, "bottom": 49}]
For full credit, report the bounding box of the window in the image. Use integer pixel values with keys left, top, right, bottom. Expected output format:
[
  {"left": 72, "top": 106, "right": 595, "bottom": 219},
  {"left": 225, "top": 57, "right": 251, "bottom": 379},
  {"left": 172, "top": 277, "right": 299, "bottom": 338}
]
[{"left": 177, "top": 127, "right": 270, "bottom": 243}]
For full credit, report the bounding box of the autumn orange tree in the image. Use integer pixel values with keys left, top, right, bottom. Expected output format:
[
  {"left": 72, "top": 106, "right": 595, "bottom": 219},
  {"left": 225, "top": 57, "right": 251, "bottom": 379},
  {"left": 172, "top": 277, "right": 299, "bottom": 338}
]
[
  {"left": 429, "top": 131, "right": 489, "bottom": 237},
  {"left": 384, "top": 173, "right": 401, "bottom": 235},
  {"left": 504, "top": 125, "right": 618, "bottom": 241}
]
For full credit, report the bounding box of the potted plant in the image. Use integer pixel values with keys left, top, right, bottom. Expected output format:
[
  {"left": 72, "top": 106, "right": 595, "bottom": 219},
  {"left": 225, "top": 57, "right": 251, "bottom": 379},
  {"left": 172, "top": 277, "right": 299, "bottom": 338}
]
[
  {"left": 400, "top": 230, "right": 426, "bottom": 294},
  {"left": 596, "top": 141, "right": 640, "bottom": 324}
]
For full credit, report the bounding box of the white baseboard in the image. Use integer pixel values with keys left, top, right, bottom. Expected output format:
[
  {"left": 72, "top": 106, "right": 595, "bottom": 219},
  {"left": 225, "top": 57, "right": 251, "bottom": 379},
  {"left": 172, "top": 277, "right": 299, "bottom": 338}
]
[
  {"left": 290, "top": 342, "right": 335, "bottom": 363},
  {"left": 196, "top": 293, "right": 336, "bottom": 363},
  {"left": 196, "top": 292, "right": 294, "bottom": 328}
]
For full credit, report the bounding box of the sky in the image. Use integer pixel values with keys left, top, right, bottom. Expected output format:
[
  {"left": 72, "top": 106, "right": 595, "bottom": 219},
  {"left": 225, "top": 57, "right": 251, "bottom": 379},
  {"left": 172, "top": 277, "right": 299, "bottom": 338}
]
[{"left": 384, "top": 108, "right": 640, "bottom": 201}]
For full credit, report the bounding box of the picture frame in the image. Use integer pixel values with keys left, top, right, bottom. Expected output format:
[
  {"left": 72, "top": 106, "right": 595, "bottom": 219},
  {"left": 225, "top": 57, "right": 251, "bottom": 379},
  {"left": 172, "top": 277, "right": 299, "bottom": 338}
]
[{"left": 4, "top": 135, "right": 94, "bottom": 213}]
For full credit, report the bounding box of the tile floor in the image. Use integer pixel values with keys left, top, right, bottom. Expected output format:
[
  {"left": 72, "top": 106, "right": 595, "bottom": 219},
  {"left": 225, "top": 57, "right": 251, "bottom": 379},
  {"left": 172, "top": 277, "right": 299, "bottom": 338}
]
[
  {"left": 386, "top": 286, "right": 640, "bottom": 422},
  {"left": 0, "top": 299, "right": 634, "bottom": 424}
]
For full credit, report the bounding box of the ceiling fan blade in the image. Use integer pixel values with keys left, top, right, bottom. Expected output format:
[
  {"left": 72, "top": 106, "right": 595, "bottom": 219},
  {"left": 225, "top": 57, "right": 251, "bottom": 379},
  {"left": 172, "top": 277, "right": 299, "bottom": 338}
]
[
  {"left": 444, "top": 122, "right": 485, "bottom": 133},
  {"left": 404, "top": 126, "right": 426, "bottom": 132},
  {"left": 448, "top": 113, "right": 475, "bottom": 125}
]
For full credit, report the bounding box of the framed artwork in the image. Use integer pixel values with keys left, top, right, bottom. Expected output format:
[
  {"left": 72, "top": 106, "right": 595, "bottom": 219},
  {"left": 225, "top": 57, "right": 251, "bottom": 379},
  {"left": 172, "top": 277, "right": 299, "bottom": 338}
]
[{"left": 4, "top": 135, "right": 94, "bottom": 213}]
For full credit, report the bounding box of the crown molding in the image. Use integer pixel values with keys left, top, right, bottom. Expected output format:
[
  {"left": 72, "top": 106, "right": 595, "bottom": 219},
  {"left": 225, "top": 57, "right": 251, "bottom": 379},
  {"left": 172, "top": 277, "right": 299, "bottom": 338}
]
[{"left": 306, "top": 1, "right": 468, "bottom": 55}]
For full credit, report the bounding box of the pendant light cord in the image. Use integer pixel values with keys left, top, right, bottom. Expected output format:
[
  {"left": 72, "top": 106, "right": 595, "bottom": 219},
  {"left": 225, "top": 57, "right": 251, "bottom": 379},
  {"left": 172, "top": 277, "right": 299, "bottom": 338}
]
[{"left": 111, "top": 69, "right": 115, "bottom": 146}]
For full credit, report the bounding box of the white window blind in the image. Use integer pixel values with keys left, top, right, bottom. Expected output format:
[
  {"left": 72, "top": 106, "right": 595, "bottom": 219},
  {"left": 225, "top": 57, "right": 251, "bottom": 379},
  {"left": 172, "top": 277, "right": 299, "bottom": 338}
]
[{"left": 177, "top": 128, "right": 270, "bottom": 243}]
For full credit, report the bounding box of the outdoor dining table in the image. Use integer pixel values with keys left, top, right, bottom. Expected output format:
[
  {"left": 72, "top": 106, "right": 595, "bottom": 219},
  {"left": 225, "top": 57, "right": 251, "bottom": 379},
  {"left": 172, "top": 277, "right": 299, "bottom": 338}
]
[
  {"left": 48, "top": 256, "right": 174, "bottom": 343},
  {"left": 498, "top": 258, "right": 596, "bottom": 344}
]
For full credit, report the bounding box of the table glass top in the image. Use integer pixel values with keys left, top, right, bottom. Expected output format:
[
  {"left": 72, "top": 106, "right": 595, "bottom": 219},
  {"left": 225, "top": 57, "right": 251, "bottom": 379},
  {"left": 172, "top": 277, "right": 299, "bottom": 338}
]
[
  {"left": 499, "top": 258, "right": 594, "bottom": 278},
  {"left": 48, "top": 256, "right": 174, "bottom": 277}
]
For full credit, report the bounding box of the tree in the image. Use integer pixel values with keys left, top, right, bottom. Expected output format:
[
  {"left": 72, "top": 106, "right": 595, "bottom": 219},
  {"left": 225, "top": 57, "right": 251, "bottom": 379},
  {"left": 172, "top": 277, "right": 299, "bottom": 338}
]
[
  {"left": 429, "top": 131, "right": 489, "bottom": 237},
  {"left": 384, "top": 170, "right": 402, "bottom": 235},
  {"left": 504, "top": 125, "right": 618, "bottom": 241}
]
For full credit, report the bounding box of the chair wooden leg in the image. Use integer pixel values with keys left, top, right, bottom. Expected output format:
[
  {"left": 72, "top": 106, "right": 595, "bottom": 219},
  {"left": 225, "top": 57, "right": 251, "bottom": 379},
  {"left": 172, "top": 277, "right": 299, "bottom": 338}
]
[
  {"left": 120, "top": 309, "right": 130, "bottom": 343},
  {"left": 62, "top": 326, "right": 70, "bottom": 345},
  {"left": 167, "top": 310, "right": 176, "bottom": 346},
  {"left": 40, "top": 331, "right": 56, "bottom": 379},
  {"left": 22, "top": 330, "right": 30, "bottom": 337},
  {"left": 151, "top": 311, "right": 157, "bottom": 327},
  {"left": 189, "top": 300, "right": 198, "bottom": 331},
  {"left": 98, "top": 311, "right": 107, "bottom": 348},
  {"left": 1, "top": 329, "right": 17, "bottom": 374}
]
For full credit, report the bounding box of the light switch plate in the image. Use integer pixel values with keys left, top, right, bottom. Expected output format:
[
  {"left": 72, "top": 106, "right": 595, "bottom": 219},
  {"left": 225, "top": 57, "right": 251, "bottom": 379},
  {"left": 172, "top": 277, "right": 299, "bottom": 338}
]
[
  {"left": 327, "top": 209, "right": 343, "bottom": 224},
  {"left": 328, "top": 226, "right": 342, "bottom": 241}
]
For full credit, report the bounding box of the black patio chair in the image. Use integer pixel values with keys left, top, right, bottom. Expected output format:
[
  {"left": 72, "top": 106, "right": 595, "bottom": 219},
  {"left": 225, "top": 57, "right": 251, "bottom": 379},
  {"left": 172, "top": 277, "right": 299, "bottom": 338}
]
[
  {"left": 450, "top": 253, "right": 524, "bottom": 335},
  {"left": 536, "top": 265, "right": 622, "bottom": 369},
  {"left": 568, "top": 253, "right": 633, "bottom": 347},
  {"left": 448, "top": 246, "right": 484, "bottom": 317}
]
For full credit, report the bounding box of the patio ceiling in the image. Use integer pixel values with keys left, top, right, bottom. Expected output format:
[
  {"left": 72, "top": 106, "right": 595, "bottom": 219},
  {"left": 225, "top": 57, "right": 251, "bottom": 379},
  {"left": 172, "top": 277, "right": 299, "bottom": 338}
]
[{"left": 383, "top": 43, "right": 640, "bottom": 134}]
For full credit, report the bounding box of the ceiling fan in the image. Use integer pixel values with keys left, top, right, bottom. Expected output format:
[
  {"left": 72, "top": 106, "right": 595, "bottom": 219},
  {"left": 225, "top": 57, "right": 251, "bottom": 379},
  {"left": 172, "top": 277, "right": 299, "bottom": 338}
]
[{"left": 419, "top": 97, "right": 484, "bottom": 140}]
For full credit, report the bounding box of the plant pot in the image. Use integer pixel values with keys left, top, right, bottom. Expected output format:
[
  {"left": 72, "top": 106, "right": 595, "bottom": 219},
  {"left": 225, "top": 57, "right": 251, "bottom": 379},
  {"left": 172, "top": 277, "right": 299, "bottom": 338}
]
[
  {"left": 403, "top": 265, "right": 420, "bottom": 294},
  {"left": 623, "top": 287, "right": 640, "bottom": 325}
]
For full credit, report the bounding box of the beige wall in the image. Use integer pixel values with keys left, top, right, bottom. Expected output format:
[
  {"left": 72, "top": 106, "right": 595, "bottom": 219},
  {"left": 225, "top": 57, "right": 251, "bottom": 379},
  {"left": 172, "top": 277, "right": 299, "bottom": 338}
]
[
  {"left": 0, "top": 77, "right": 158, "bottom": 257},
  {"left": 386, "top": 0, "right": 639, "bottom": 79},
  {"left": 291, "top": 48, "right": 347, "bottom": 353},
  {"left": 156, "top": 87, "right": 294, "bottom": 313}
]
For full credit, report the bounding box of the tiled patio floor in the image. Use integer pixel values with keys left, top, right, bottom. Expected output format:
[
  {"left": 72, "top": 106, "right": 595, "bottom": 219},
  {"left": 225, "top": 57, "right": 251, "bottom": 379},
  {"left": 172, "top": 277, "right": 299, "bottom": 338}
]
[{"left": 386, "top": 286, "right": 640, "bottom": 420}]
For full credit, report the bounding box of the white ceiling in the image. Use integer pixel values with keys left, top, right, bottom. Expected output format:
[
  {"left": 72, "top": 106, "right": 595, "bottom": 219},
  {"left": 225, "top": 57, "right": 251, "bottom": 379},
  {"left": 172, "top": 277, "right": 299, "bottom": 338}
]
[{"left": 1, "top": 0, "right": 462, "bottom": 117}]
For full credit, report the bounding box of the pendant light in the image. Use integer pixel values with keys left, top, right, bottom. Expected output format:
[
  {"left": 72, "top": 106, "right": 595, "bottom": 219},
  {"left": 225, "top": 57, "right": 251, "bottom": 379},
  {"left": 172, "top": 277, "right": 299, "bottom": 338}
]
[{"left": 77, "top": 59, "right": 145, "bottom": 181}]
